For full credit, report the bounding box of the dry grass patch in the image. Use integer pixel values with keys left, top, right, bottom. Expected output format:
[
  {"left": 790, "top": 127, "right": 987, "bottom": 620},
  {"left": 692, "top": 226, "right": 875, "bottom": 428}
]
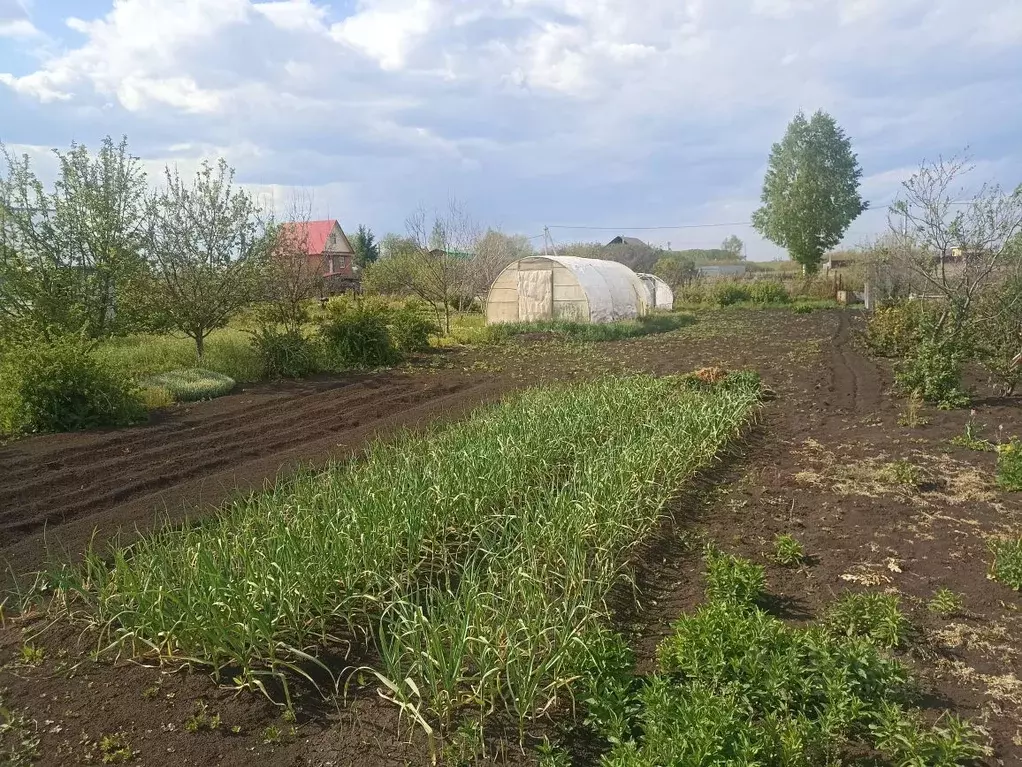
[{"left": 795, "top": 441, "right": 997, "bottom": 508}]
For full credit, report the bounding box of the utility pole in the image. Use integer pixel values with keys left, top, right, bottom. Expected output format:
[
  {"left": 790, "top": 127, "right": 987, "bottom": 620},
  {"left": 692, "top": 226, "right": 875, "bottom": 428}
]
[{"left": 543, "top": 226, "right": 559, "bottom": 256}]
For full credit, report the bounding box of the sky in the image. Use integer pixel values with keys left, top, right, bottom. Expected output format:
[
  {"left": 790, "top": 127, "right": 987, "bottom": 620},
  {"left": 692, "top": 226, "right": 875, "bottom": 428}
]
[{"left": 1, "top": 0, "right": 1021, "bottom": 260}]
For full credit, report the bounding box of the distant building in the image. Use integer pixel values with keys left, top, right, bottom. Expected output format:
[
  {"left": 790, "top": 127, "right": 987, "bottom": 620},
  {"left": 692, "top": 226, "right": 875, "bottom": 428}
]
[
  {"left": 606, "top": 236, "right": 649, "bottom": 248},
  {"left": 826, "top": 252, "right": 865, "bottom": 270},
  {"left": 697, "top": 263, "right": 747, "bottom": 279},
  {"left": 278, "top": 219, "right": 359, "bottom": 294}
]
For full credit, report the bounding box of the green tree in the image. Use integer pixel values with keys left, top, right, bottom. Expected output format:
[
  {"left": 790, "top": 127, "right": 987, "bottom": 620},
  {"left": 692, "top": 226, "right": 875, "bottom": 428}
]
[
  {"left": 351, "top": 224, "right": 379, "bottom": 269},
  {"left": 752, "top": 110, "right": 867, "bottom": 274},
  {"left": 721, "top": 235, "right": 745, "bottom": 260},
  {"left": 654, "top": 256, "right": 698, "bottom": 288},
  {"left": 146, "top": 159, "right": 270, "bottom": 359},
  {"left": 0, "top": 136, "right": 150, "bottom": 338}
]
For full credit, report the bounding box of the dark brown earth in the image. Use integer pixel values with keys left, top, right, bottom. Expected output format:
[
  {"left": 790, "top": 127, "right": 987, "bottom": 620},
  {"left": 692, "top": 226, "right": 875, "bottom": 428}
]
[{"left": 1, "top": 309, "right": 1021, "bottom": 766}]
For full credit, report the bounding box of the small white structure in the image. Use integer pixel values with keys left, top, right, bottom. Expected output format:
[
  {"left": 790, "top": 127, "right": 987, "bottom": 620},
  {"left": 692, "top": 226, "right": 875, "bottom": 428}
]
[
  {"left": 486, "top": 256, "right": 650, "bottom": 324},
  {"left": 636, "top": 273, "right": 674, "bottom": 311}
]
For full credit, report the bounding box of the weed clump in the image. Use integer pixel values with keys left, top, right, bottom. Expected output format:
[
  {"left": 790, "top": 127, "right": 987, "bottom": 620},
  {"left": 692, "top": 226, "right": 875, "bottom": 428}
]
[
  {"left": 773, "top": 534, "right": 805, "bottom": 567},
  {"left": 251, "top": 326, "right": 320, "bottom": 379},
  {"left": 704, "top": 548, "right": 765, "bottom": 608},
  {"left": 824, "top": 592, "right": 911, "bottom": 649},
  {"left": 989, "top": 537, "right": 1022, "bottom": 590},
  {"left": 928, "top": 588, "right": 965, "bottom": 618},
  {"left": 319, "top": 300, "right": 400, "bottom": 368},
  {"left": 603, "top": 556, "right": 985, "bottom": 766}
]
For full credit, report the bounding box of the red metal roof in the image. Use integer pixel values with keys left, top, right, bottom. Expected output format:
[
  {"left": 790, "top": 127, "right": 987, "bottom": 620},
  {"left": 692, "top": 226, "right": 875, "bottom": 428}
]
[{"left": 280, "top": 220, "right": 337, "bottom": 256}]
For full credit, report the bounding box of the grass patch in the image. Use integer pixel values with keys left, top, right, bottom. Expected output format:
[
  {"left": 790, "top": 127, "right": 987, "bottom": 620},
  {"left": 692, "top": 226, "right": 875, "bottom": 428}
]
[
  {"left": 55, "top": 372, "right": 762, "bottom": 747},
  {"left": 487, "top": 313, "right": 694, "bottom": 343},
  {"left": 997, "top": 438, "right": 1022, "bottom": 491},
  {"left": 600, "top": 555, "right": 984, "bottom": 766},
  {"left": 989, "top": 537, "right": 1022, "bottom": 590},
  {"left": 139, "top": 385, "right": 176, "bottom": 410},
  {"left": 140, "top": 369, "right": 236, "bottom": 403},
  {"left": 94, "top": 329, "right": 263, "bottom": 383}
]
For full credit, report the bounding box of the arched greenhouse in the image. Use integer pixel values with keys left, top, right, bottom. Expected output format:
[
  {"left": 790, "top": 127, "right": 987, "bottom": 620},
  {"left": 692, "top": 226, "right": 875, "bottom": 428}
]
[
  {"left": 636, "top": 273, "right": 675, "bottom": 311},
  {"left": 485, "top": 256, "right": 650, "bottom": 325}
]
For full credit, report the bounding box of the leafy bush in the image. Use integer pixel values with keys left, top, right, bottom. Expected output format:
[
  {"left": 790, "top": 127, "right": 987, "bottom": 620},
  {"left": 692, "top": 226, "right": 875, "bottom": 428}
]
[
  {"left": 997, "top": 438, "right": 1022, "bottom": 491},
  {"left": 865, "top": 303, "right": 930, "bottom": 357},
  {"left": 792, "top": 303, "right": 816, "bottom": 314},
  {"left": 825, "top": 592, "right": 910, "bottom": 649},
  {"left": 709, "top": 281, "right": 752, "bottom": 307},
  {"left": 895, "top": 335, "right": 970, "bottom": 410},
  {"left": 389, "top": 304, "right": 439, "bottom": 353},
  {"left": 617, "top": 558, "right": 983, "bottom": 767},
  {"left": 748, "top": 280, "right": 790, "bottom": 305},
  {"left": 989, "top": 537, "right": 1022, "bottom": 590},
  {"left": 973, "top": 276, "right": 1022, "bottom": 396},
  {"left": 0, "top": 334, "right": 145, "bottom": 434},
  {"left": 773, "top": 534, "right": 805, "bottom": 567},
  {"left": 319, "top": 300, "right": 400, "bottom": 368},
  {"left": 703, "top": 550, "right": 765, "bottom": 608},
  {"left": 142, "top": 369, "right": 236, "bottom": 402},
  {"left": 251, "top": 326, "right": 320, "bottom": 379}
]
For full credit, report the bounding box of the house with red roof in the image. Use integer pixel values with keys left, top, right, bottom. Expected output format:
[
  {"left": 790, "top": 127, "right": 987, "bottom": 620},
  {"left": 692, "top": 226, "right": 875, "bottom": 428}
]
[{"left": 278, "top": 219, "right": 360, "bottom": 294}]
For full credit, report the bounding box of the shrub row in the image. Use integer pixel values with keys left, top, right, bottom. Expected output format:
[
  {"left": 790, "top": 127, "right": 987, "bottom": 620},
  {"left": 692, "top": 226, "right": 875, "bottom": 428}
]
[
  {"left": 676, "top": 279, "right": 793, "bottom": 307},
  {"left": 0, "top": 300, "right": 439, "bottom": 436},
  {"left": 252, "top": 299, "right": 439, "bottom": 379}
]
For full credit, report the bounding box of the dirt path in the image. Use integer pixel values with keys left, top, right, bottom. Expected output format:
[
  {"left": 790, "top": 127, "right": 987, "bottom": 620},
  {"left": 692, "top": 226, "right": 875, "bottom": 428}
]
[
  {"left": 0, "top": 365, "right": 510, "bottom": 587},
  {"left": 828, "top": 308, "right": 882, "bottom": 414}
]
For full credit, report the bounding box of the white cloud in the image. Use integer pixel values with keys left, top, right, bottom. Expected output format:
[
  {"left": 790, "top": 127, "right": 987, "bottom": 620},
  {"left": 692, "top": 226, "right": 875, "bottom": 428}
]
[
  {"left": 1, "top": 0, "right": 1021, "bottom": 248},
  {"left": 0, "top": 18, "right": 37, "bottom": 36},
  {"left": 252, "top": 0, "right": 328, "bottom": 32},
  {"left": 329, "top": 0, "right": 437, "bottom": 71},
  {"left": 2, "top": 0, "right": 249, "bottom": 109}
]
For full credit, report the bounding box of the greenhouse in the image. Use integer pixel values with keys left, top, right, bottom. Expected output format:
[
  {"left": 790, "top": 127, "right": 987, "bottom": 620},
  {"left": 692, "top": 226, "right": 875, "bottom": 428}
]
[
  {"left": 485, "top": 256, "right": 650, "bottom": 324},
  {"left": 637, "top": 273, "right": 675, "bottom": 311}
]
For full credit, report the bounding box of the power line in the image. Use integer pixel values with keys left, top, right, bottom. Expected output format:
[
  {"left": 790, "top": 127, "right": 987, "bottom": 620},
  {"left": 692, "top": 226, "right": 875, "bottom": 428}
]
[
  {"left": 547, "top": 222, "right": 750, "bottom": 231},
  {"left": 542, "top": 201, "right": 988, "bottom": 235}
]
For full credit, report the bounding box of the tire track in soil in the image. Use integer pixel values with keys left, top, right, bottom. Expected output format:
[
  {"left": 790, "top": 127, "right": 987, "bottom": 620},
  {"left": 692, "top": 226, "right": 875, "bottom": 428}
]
[
  {"left": 828, "top": 310, "right": 882, "bottom": 414},
  {"left": 0, "top": 369, "right": 511, "bottom": 586}
]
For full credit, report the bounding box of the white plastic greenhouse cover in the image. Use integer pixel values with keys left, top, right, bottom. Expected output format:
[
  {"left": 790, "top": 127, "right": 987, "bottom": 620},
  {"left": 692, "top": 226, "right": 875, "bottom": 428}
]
[
  {"left": 637, "top": 273, "right": 675, "bottom": 311},
  {"left": 544, "top": 256, "right": 648, "bottom": 322}
]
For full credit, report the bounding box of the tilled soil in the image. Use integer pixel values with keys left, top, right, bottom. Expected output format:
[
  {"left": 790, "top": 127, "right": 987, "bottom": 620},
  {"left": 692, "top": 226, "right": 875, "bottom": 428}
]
[
  {"left": 1, "top": 309, "right": 1020, "bottom": 766},
  {"left": 0, "top": 366, "right": 510, "bottom": 587}
]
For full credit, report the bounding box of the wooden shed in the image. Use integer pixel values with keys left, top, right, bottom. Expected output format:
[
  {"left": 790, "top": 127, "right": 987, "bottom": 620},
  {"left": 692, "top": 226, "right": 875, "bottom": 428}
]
[{"left": 485, "top": 256, "right": 650, "bottom": 325}]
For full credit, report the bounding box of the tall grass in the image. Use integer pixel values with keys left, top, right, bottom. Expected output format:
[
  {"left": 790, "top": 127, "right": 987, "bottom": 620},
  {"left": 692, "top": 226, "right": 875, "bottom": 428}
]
[
  {"left": 94, "top": 329, "right": 264, "bottom": 383},
  {"left": 487, "top": 313, "right": 694, "bottom": 343},
  {"left": 58, "top": 373, "right": 761, "bottom": 739}
]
